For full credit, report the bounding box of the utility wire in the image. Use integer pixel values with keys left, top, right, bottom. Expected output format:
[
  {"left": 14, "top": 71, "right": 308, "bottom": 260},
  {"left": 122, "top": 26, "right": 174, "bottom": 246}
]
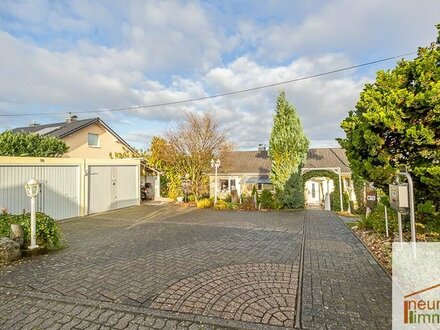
[{"left": 0, "top": 51, "right": 417, "bottom": 117}]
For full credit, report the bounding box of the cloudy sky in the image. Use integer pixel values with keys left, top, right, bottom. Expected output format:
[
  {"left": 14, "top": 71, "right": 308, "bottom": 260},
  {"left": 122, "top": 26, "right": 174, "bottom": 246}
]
[{"left": 0, "top": 1, "right": 439, "bottom": 150}]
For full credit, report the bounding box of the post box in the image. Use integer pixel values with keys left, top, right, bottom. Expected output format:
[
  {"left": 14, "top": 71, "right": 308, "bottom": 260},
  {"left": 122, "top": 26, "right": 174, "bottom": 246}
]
[{"left": 389, "top": 183, "right": 409, "bottom": 212}]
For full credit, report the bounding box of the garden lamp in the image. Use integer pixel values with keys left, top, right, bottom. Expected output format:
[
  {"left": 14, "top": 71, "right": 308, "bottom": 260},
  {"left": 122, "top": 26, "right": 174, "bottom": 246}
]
[
  {"left": 211, "top": 159, "right": 220, "bottom": 205},
  {"left": 25, "top": 178, "right": 40, "bottom": 250}
]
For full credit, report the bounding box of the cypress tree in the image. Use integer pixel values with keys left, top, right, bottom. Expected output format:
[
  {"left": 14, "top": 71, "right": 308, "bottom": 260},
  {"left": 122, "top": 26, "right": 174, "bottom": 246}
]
[{"left": 269, "top": 91, "right": 309, "bottom": 207}]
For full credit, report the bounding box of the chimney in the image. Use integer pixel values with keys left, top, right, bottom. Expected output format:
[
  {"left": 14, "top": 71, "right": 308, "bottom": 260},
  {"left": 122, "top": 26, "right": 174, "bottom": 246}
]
[
  {"left": 66, "top": 113, "right": 78, "bottom": 123},
  {"left": 258, "top": 144, "right": 267, "bottom": 151}
]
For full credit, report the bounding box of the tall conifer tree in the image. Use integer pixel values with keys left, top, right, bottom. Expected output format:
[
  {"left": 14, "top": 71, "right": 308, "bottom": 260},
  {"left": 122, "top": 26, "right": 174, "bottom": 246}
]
[{"left": 269, "top": 91, "right": 309, "bottom": 206}]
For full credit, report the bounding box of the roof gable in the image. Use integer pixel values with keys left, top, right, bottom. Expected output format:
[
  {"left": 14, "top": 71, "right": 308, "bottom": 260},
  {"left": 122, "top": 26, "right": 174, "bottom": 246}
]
[
  {"left": 11, "top": 117, "right": 136, "bottom": 154},
  {"left": 304, "top": 148, "right": 351, "bottom": 173},
  {"left": 218, "top": 148, "right": 351, "bottom": 174}
]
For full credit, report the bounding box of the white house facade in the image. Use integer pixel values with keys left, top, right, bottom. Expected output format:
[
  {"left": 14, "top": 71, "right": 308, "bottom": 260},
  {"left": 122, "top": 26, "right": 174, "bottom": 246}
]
[{"left": 209, "top": 148, "right": 356, "bottom": 209}]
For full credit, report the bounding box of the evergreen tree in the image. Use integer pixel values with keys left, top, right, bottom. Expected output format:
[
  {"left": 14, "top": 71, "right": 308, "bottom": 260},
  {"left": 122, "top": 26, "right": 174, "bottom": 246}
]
[
  {"left": 338, "top": 25, "right": 440, "bottom": 212},
  {"left": 269, "top": 91, "right": 309, "bottom": 206},
  {"left": 281, "top": 167, "right": 305, "bottom": 209}
]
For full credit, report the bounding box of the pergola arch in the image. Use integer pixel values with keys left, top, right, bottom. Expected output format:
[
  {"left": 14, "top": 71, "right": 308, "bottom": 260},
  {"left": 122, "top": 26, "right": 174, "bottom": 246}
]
[{"left": 301, "top": 168, "right": 343, "bottom": 211}]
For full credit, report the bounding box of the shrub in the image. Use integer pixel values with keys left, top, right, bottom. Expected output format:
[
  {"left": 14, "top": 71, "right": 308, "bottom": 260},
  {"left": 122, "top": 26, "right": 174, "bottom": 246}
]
[
  {"left": 196, "top": 198, "right": 212, "bottom": 209},
  {"left": 241, "top": 197, "right": 256, "bottom": 211},
  {"left": 342, "top": 192, "right": 350, "bottom": 211},
  {"left": 214, "top": 200, "right": 229, "bottom": 210},
  {"left": 228, "top": 202, "right": 240, "bottom": 211},
  {"left": 280, "top": 169, "right": 304, "bottom": 209},
  {"left": 330, "top": 191, "right": 343, "bottom": 212},
  {"left": 260, "top": 190, "right": 275, "bottom": 209},
  {"left": 358, "top": 204, "right": 398, "bottom": 235},
  {"left": 222, "top": 194, "right": 232, "bottom": 202},
  {"left": 187, "top": 195, "right": 195, "bottom": 202},
  {"left": 0, "top": 212, "right": 64, "bottom": 250},
  {"left": 251, "top": 186, "right": 258, "bottom": 199}
]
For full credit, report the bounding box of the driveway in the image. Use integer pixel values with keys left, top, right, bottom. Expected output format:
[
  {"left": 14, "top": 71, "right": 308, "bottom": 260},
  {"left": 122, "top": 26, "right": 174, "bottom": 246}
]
[{"left": 0, "top": 205, "right": 391, "bottom": 329}]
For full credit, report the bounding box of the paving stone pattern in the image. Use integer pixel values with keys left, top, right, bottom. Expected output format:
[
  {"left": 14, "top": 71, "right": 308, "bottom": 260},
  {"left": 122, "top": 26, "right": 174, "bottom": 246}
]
[
  {"left": 0, "top": 206, "right": 304, "bottom": 329},
  {"left": 0, "top": 205, "right": 392, "bottom": 329},
  {"left": 0, "top": 291, "right": 232, "bottom": 330},
  {"left": 151, "top": 263, "right": 298, "bottom": 327},
  {"left": 301, "top": 210, "right": 392, "bottom": 329}
]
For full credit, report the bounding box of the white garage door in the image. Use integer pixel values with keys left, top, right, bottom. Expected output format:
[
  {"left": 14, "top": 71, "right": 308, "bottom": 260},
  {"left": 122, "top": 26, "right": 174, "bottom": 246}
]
[
  {"left": 88, "top": 165, "right": 139, "bottom": 214},
  {"left": 0, "top": 165, "right": 80, "bottom": 220}
]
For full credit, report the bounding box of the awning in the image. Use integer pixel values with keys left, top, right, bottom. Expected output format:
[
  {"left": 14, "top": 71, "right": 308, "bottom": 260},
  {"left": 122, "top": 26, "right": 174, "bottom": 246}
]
[{"left": 244, "top": 175, "right": 271, "bottom": 184}]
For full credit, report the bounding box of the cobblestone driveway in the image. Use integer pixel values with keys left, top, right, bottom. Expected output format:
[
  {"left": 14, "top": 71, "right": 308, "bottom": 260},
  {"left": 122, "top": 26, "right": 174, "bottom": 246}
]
[{"left": 0, "top": 205, "right": 391, "bottom": 329}]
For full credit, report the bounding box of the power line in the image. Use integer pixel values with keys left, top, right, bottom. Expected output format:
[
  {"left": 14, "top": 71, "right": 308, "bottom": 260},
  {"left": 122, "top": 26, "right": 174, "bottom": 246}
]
[{"left": 0, "top": 51, "right": 417, "bottom": 117}]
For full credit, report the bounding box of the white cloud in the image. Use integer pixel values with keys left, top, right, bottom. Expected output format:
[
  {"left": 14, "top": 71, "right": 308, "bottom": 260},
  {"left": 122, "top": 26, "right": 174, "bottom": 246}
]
[
  {"left": 0, "top": 0, "right": 438, "bottom": 150},
  {"left": 236, "top": 0, "right": 440, "bottom": 63}
]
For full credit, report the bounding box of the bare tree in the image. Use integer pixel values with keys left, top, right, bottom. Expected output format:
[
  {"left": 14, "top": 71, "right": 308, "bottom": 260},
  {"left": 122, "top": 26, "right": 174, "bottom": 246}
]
[{"left": 164, "top": 113, "right": 232, "bottom": 201}]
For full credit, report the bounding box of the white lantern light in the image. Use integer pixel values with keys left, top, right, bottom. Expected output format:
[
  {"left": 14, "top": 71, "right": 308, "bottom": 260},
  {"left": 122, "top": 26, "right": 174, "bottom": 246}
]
[
  {"left": 25, "top": 178, "right": 40, "bottom": 197},
  {"left": 24, "top": 178, "right": 40, "bottom": 250}
]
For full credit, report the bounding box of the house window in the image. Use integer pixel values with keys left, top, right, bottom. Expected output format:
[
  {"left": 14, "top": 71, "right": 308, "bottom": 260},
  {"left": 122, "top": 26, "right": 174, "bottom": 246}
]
[
  {"left": 88, "top": 133, "right": 99, "bottom": 147},
  {"left": 219, "top": 179, "right": 229, "bottom": 192},
  {"left": 257, "top": 183, "right": 262, "bottom": 190},
  {"left": 311, "top": 183, "right": 316, "bottom": 198}
]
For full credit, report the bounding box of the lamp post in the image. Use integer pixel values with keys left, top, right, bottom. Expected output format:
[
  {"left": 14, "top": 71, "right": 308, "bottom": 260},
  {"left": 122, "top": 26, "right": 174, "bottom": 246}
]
[
  {"left": 211, "top": 158, "right": 220, "bottom": 205},
  {"left": 183, "top": 173, "right": 190, "bottom": 202},
  {"left": 25, "top": 178, "right": 40, "bottom": 250}
]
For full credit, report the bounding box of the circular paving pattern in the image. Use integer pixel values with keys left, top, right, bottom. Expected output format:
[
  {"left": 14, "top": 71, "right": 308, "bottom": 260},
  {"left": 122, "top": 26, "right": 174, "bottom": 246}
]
[{"left": 150, "top": 263, "right": 299, "bottom": 327}]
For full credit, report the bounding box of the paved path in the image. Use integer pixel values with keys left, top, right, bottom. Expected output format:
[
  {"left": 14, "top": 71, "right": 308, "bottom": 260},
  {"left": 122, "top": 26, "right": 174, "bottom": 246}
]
[{"left": 0, "top": 205, "right": 391, "bottom": 329}]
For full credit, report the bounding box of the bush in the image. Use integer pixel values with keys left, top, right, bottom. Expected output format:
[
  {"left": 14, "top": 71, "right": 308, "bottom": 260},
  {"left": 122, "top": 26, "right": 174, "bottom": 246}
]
[
  {"left": 214, "top": 200, "right": 229, "bottom": 210},
  {"left": 343, "top": 192, "right": 350, "bottom": 211},
  {"left": 0, "top": 212, "right": 64, "bottom": 250},
  {"left": 228, "top": 202, "right": 240, "bottom": 211},
  {"left": 280, "top": 169, "right": 304, "bottom": 209},
  {"left": 241, "top": 197, "right": 256, "bottom": 211},
  {"left": 260, "top": 190, "right": 275, "bottom": 209},
  {"left": 196, "top": 198, "right": 212, "bottom": 209},
  {"left": 330, "top": 191, "right": 342, "bottom": 212},
  {"left": 251, "top": 186, "right": 258, "bottom": 199},
  {"left": 358, "top": 204, "right": 398, "bottom": 235},
  {"left": 187, "top": 195, "right": 195, "bottom": 202}
]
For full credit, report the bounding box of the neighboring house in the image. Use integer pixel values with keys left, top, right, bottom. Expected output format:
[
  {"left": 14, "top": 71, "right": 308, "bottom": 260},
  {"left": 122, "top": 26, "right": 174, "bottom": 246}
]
[
  {"left": 209, "top": 148, "right": 273, "bottom": 199},
  {"left": 12, "top": 115, "right": 162, "bottom": 200},
  {"left": 12, "top": 115, "right": 135, "bottom": 158},
  {"left": 209, "top": 147, "right": 355, "bottom": 209}
]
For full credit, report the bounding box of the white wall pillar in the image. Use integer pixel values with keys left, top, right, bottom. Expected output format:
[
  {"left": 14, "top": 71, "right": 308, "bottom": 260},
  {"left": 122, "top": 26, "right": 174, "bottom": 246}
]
[{"left": 155, "top": 174, "right": 161, "bottom": 200}]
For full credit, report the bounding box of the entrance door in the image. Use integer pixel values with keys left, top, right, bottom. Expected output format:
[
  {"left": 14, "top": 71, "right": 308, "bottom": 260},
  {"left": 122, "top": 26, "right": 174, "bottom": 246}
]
[{"left": 306, "top": 180, "right": 321, "bottom": 205}]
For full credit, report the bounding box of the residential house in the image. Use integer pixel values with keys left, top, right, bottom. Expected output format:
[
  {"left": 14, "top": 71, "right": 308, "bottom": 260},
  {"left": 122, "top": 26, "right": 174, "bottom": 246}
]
[
  {"left": 11, "top": 115, "right": 161, "bottom": 200},
  {"left": 209, "top": 148, "right": 273, "bottom": 199},
  {"left": 209, "top": 147, "right": 355, "bottom": 209},
  {"left": 12, "top": 115, "right": 135, "bottom": 158}
]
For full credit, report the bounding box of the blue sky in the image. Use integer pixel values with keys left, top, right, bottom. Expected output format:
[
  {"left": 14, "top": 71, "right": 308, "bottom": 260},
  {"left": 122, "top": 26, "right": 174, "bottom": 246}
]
[{"left": 0, "top": 0, "right": 439, "bottom": 150}]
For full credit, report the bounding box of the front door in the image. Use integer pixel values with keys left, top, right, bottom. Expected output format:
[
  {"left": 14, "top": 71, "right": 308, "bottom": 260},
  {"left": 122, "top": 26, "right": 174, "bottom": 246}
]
[{"left": 306, "top": 181, "right": 321, "bottom": 205}]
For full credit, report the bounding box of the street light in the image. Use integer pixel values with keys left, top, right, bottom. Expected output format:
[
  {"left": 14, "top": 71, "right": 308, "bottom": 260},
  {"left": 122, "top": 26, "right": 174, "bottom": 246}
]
[
  {"left": 211, "top": 158, "right": 220, "bottom": 205},
  {"left": 25, "top": 178, "right": 40, "bottom": 250},
  {"left": 183, "top": 173, "right": 190, "bottom": 203}
]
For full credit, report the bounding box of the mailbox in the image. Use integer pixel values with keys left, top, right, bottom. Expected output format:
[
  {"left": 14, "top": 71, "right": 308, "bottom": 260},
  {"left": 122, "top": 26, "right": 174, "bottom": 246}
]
[
  {"left": 389, "top": 183, "right": 409, "bottom": 212},
  {"left": 366, "top": 190, "right": 377, "bottom": 209}
]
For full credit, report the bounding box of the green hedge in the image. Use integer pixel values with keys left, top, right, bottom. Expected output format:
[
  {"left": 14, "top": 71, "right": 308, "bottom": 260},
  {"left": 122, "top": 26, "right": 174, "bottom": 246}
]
[{"left": 0, "top": 212, "right": 64, "bottom": 250}]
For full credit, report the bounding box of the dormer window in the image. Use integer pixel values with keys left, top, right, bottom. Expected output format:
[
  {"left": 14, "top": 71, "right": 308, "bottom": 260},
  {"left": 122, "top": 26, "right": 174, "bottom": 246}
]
[{"left": 88, "top": 133, "right": 99, "bottom": 147}]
